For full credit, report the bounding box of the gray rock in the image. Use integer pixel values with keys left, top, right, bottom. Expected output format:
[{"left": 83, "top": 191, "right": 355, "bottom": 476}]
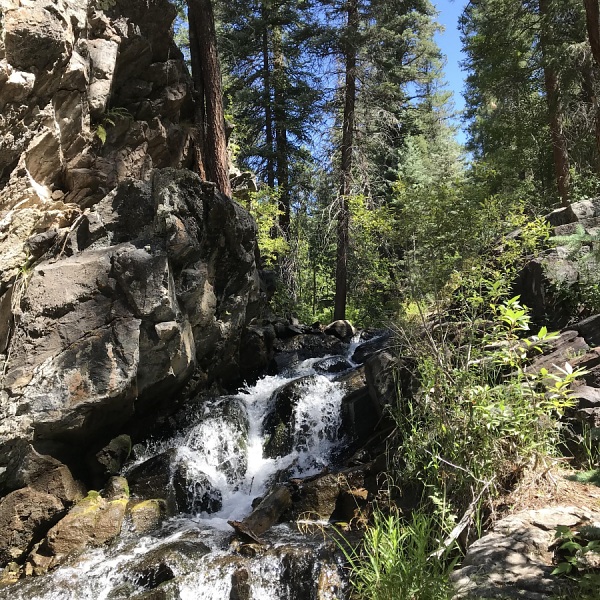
[
  {"left": 364, "top": 351, "right": 398, "bottom": 413},
  {"left": 95, "top": 435, "right": 132, "bottom": 477},
  {"left": 452, "top": 507, "right": 597, "bottom": 599},
  {"left": 172, "top": 463, "right": 222, "bottom": 515},
  {"left": 128, "top": 450, "right": 177, "bottom": 514},
  {"left": 4, "top": 7, "right": 68, "bottom": 72},
  {"left": 126, "top": 539, "right": 211, "bottom": 590},
  {"left": 33, "top": 492, "right": 128, "bottom": 570},
  {"left": 351, "top": 330, "right": 392, "bottom": 364},
  {"left": 128, "top": 499, "right": 167, "bottom": 534},
  {"left": 574, "top": 314, "right": 600, "bottom": 347}
]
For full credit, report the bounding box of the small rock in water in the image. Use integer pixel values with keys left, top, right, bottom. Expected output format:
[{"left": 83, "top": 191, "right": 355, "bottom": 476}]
[
  {"left": 314, "top": 356, "right": 353, "bottom": 374},
  {"left": 172, "top": 462, "right": 223, "bottom": 514},
  {"left": 129, "top": 499, "right": 167, "bottom": 534}
]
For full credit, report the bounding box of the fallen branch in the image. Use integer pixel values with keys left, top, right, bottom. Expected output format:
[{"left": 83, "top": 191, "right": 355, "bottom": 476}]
[
  {"left": 228, "top": 484, "right": 292, "bottom": 544},
  {"left": 430, "top": 478, "right": 494, "bottom": 560}
]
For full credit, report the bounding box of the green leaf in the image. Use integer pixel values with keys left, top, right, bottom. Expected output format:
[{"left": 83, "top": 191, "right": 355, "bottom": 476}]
[
  {"left": 96, "top": 124, "right": 107, "bottom": 145},
  {"left": 552, "top": 562, "right": 573, "bottom": 575}
]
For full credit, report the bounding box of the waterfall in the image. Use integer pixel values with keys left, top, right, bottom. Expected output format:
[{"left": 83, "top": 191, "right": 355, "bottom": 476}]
[{"left": 0, "top": 353, "right": 355, "bottom": 600}]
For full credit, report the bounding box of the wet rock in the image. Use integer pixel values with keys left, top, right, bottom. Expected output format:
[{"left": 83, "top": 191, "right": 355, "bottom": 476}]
[
  {"left": 324, "top": 320, "right": 355, "bottom": 342},
  {"left": 172, "top": 463, "right": 222, "bottom": 514},
  {"left": 263, "top": 376, "right": 315, "bottom": 458},
  {"left": 103, "top": 476, "right": 130, "bottom": 501},
  {"left": 229, "top": 485, "right": 292, "bottom": 542},
  {"left": 230, "top": 568, "right": 251, "bottom": 600},
  {"left": 314, "top": 356, "right": 353, "bottom": 374},
  {"left": 273, "top": 335, "right": 345, "bottom": 372},
  {"left": 129, "top": 499, "right": 167, "bottom": 534},
  {"left": 287, "top": 467, "right": 370, "bottom": 522},
  {"left": 351, "top": 330, "right": 392, "bottom": 364},
  {"left": 128, "top": 450, "right": 177, "bottom": 514},
  {"left": 0, "top": 487, "right": 64, "bottom": 566},
  {"left": 130, "top": 540, "right": 211, "bottom": 590},
  {"left": 34, "top": 492, "right": 128, "bottom": 569},
  {"left": 288, "top": 474, "right": 340, "bottom": 521},
  {"left": 94, "top": 434, "right": 132, "bottom": 478}
]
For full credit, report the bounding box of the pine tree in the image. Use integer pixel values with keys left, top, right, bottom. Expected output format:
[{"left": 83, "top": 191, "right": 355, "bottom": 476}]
[{"left": 218, "top": 0, "right": 320, "bottom": 235}]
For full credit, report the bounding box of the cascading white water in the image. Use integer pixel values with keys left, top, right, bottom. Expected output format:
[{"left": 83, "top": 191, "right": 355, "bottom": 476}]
[{"left": 0, "top": 352, "right": 355, "bottom": 600}]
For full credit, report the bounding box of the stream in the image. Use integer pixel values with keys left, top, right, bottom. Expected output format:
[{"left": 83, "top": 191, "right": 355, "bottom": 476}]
[{"left": 0, "top": 347, "right": 360, "bottom": 599}]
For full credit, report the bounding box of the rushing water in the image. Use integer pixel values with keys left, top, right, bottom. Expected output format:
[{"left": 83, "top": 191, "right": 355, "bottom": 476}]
[{"left": 0, "top": 351, "right": 358, "bottom": 600}]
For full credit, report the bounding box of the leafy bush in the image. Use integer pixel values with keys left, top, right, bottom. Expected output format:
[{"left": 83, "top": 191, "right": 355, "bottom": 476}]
[{"left": 391, "top": 296, "right": 585, "bottom": 523}]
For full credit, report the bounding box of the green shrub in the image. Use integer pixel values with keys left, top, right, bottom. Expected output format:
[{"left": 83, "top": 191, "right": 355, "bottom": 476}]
[{"left": 391, "top": 296, "right": 585, "bottom": 522}]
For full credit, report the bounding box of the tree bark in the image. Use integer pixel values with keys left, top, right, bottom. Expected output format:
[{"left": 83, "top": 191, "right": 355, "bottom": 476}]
[
  {"left": 228, "top": 485, "right": 291, "bottom": 543},
  {"left": 584, "top": 0, "right": 600, "bottom": 67},
  {"left": 334, "top": 0, "right": 358, "bottom": 321},
  {"left": 188, "top": 0, "right": 231, "bottom": 196},
  {"left": 539, "top": 0, "right": 570, "bottom": 207},
  {"left": 187, "top": 0, "right": 206, "bottom": 180}
]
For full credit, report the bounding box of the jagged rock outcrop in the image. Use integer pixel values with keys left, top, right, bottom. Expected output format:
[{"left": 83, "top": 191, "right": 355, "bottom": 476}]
[
  {"left": 0, "top": 0, "right": 268, "bottom": 571},
  {"left": 514, "top": 198, "right": 600, "bottom": 326}
]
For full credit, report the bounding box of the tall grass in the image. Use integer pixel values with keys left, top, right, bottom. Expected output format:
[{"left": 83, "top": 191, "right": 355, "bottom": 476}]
[{"left": 338, "top": 509, "right": 456, "bottom": 600}]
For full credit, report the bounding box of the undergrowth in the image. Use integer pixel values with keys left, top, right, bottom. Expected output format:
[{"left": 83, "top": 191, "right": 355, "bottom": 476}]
[{"left": 341, "top": 217, "right": 595, "bottom": 599}]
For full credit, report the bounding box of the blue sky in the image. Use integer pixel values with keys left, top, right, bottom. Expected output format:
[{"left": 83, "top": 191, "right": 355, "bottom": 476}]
[{"left": 433, "top": 0, "right": 468, "bottom": 143}]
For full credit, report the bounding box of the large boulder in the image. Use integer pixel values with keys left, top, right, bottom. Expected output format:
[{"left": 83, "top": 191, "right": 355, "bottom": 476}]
[
  {"left": 515, "top": 198, "right": 600, "bottom": 326},
  {"left": 0, "top": 169, "right": 264, "bottom": 451},
  {"left": 0, "top": 487, "right": 64, "bottom": 566},
  {"left": 28, "top": 491, "right": 128, "bottom": 571}
]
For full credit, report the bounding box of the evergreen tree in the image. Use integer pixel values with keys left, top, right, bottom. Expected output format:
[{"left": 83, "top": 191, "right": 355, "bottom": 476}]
[
  {"left": 218, "top": 0, "right": 321, "bottom": 235},
  {"left": 461, "top": 0, "right": 599, "bottom": 207}
]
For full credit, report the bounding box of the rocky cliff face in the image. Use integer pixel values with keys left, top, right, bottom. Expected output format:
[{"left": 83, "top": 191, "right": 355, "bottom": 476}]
[{"left": 0, "top": 0, "right": 266, "bottom": 499}]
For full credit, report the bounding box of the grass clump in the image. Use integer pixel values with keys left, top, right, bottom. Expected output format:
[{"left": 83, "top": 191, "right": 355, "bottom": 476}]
[{"left": 337, "top": 509, "right": 456, "bottom": 600}]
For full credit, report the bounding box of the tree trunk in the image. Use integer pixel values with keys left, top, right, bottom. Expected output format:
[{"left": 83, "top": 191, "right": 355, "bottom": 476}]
[
  {"left": 581, "top": 58, "right": 600, "bottom": 175},
  {"left": 261, "top": 1, "right": 275, "bottom": 188},
  {"left": 334, "top": 0, "right": 358, "bottom": 321},
  {"left": 273, "top": 24, "right": 291, "bottom": 237},
  {"left": 584, "top": 0, "right": 600, "bottom": 67},
  {"left": 187, "top": 0, "right": 206, "bottom": 180},
  {"left": 539, "top": 0, "right": 570, "bottom": 207},
  {"left": 188, "top": 0, "right": 231, "bottom": 196},
  {"left": 228, "top": 485, "right": 291, "bottom": 543}
]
